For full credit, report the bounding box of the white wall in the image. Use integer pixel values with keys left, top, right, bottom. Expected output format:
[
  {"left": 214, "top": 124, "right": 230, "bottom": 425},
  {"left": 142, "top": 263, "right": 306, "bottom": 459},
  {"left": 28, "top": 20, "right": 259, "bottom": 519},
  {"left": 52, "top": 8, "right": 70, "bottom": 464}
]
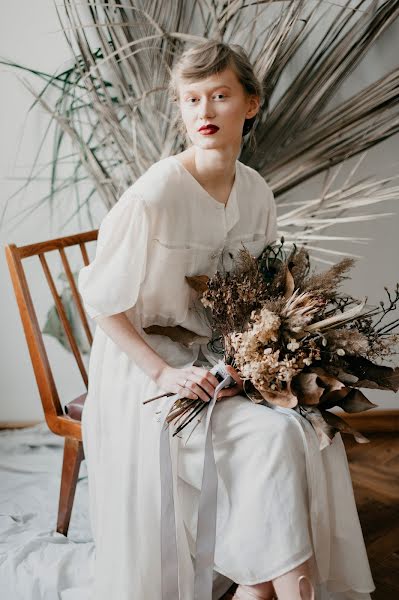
[
  {"left": 0, "top": 0, "right": 100, "bottom": 422},
  {"left": 1, "top": 1, "right": 398, "bottom": 422}
]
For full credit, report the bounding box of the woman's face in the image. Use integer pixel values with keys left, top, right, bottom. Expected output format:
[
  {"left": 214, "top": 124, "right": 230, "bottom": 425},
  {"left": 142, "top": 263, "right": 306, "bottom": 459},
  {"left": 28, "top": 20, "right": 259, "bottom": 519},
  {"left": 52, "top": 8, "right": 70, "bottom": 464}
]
[{"left": 177, "top": 66, "right": 259, "bottom": 150}]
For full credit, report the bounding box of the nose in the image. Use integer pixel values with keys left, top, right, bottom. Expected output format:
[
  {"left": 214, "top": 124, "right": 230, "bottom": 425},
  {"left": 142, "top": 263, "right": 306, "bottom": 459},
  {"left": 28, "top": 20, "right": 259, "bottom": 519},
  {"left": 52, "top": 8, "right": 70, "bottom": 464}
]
[{"left": 199, "top": 97, "right": 215, "bottom": 120}]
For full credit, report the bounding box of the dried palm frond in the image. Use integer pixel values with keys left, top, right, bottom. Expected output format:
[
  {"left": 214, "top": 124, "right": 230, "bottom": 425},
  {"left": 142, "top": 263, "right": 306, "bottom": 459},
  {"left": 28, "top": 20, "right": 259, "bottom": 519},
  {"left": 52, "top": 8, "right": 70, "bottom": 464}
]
[{"left": 1, "top": 0, "right": 398, "bottom": 262}]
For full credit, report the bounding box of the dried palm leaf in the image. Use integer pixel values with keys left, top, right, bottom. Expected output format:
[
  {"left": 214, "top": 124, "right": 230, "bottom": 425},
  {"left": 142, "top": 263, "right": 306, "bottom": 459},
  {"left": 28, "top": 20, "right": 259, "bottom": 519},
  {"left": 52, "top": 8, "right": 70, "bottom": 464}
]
[{"left": 2, "top": 0, "right": 399, "bottom": 258}]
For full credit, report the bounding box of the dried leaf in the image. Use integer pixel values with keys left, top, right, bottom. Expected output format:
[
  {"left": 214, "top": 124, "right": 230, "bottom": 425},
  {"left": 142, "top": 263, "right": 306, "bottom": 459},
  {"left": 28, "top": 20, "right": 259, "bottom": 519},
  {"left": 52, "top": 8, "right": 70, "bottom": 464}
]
[
  {"left": 284, "top": 265, "right": 295, "bottom": 299},
  {"left": 300, "top": 406, "right": 337, "bottom": 450},
  {"left": 344, "top": 356, "right": 399, "bottom": 392},
  {"left": 296, "top": 367, "right": 346, "bottom": 409},
  {"left": 185, "top": 275, "right": 209, "bottom": 295},
  {"left": 292, "top": 372, "right": 324, "bottom": 405},
  {"left": 321, "top": 410, "right": 370, "bottom": 444},
  {"left": 336, "top": 369, "right": 359, "bottom": 385},
  {"left": 243, "top": 379, "right": 265, "bottom": 404},
  {"left": 339, "top": 388, "right": 378, "bottom": 413},
  {"left": 305, "top": 298, "right": 366, "bottom": 332},
  {"left": 312, "top": 367, "right": 346, "bottom": 392},
  {"left": 259, "top": 384, "right": 298, "bottom": 409},
  {"left": 319, "top": 386, "right": 351, "bottom": 409},
  {"left": 143, "top": 325, "right": 209, "bottom": 348}
]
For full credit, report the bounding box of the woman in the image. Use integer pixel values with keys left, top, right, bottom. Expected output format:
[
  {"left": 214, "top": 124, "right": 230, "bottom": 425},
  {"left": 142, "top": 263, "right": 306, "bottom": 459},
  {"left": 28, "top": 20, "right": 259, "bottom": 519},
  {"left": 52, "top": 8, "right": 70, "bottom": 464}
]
[{"left": 78, "top": 40, "right": 375, "bottom": 600}]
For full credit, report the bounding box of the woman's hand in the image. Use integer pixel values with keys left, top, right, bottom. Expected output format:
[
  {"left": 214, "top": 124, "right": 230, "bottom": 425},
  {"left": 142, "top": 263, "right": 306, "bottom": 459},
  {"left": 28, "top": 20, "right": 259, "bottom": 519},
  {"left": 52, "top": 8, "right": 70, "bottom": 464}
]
[
  {"left": 216, "top": 365, "right": 244, "bottom": 401},
  {"left": 155, "top": 364, "right": 244, "bottom": 403},
  {"left": 155, "top": 365, "right": 221, "bottom": 403}
]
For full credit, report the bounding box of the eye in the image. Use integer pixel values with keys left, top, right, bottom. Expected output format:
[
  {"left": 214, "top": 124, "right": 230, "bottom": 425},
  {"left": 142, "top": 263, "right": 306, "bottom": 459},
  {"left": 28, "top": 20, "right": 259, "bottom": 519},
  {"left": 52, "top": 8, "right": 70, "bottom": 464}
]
[{"left": 214, "top": 93, "right": 226, "bottom": 100}]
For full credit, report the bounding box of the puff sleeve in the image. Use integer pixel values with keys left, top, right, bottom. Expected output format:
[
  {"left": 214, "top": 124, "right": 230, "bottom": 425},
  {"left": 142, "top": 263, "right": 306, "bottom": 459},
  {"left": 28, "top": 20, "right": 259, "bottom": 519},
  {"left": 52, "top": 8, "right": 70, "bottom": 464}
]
[{"left": 78, "top": 191, "right": 150, "bottom": 319}]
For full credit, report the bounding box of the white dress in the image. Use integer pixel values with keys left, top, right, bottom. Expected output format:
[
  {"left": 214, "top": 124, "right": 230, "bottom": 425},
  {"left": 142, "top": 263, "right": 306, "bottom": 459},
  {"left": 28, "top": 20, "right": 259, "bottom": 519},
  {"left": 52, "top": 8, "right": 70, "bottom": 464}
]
[{"left": 78, "top": 155, "right": 375, "bottom": 600}]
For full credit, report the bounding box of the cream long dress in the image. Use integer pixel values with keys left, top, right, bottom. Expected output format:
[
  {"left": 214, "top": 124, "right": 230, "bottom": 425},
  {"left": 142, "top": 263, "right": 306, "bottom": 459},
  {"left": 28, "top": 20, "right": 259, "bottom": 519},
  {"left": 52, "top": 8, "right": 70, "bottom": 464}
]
[{"left": 77, "top": 155, "right": 375, "bottom": 600}]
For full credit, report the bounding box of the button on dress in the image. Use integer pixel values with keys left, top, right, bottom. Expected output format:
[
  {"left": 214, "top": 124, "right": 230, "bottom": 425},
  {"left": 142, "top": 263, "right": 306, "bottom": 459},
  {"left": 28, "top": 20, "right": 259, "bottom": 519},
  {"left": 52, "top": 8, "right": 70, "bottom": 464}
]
[{"left": 77, "top": 155, "right": 375, "bottom": 600}]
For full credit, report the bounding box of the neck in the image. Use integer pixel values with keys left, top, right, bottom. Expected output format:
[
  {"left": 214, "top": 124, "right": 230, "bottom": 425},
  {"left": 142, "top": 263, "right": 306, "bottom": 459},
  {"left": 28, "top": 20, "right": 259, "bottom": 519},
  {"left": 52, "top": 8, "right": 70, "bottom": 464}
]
[{"left": 189, "top": 147, "right": 238, "bottom": 188}]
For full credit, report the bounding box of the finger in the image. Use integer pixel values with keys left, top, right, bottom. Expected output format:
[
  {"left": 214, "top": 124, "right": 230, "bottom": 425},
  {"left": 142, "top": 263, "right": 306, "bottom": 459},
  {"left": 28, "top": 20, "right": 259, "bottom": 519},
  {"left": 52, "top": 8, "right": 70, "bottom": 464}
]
[
  {"left": 192, "top": 366, "right": 219, "bottom": 388},
  {"left": 192, "top": 374, "right": 218, "bottom": 399},
  {"left": 216, "top": 391, "right": 229, "bottom": 401},
  {"left": 225, "top": 365, "right": 243, "bottom": 386},
  {"left": 180, "top": 372, "right": 211, "bottom": 402},
  {"left": 189, "top": 382, "right": 213, "bottom": 403},
  {"left": 178, "top": 381, "right": 198, "bottom": 401},
  {"left": 217, "top": 385, "right": 242, "bottom": 400}
]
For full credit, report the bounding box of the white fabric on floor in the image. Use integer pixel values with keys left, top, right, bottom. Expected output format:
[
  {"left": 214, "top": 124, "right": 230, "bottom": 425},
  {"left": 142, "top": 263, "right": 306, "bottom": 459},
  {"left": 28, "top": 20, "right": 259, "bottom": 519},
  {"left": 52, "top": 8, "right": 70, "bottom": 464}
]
[
  {"left": 0, "top": 423, "right": 232, "bottom": 600},
  {"left": 0, "top": 423, "right": 94, "bottom": 600}
]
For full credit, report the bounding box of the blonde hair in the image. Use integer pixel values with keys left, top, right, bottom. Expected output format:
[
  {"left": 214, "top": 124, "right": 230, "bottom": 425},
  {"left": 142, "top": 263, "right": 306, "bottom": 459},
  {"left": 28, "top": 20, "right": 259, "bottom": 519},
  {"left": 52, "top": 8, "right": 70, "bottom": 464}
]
[{"left": 168, "top": 39, "right": 263, "bottom": 149}]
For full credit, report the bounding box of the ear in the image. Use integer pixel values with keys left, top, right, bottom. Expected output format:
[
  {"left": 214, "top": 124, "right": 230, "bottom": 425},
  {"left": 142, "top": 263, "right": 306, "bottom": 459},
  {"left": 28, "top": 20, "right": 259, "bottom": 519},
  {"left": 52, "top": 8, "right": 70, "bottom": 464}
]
[{"left": 245, "top": 94, "right": 260, "bottom": 120}]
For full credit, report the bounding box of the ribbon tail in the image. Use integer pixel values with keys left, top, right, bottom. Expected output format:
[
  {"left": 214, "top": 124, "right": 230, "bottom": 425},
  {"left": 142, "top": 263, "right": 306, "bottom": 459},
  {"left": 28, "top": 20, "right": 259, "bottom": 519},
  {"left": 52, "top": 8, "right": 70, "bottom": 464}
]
[
  {"left": 159, "top": 374, "right": 231, "bottom": 600},
  {"left": 194, "top": 376, "right": 230, "bottom": 600},
  {"left": 160, "top": 394, "right": 180, "bottom": 599}
]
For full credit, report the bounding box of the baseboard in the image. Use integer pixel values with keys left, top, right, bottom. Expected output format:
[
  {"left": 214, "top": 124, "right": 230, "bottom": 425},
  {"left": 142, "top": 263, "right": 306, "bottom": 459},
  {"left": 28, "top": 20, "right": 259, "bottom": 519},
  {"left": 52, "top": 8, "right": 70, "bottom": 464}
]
[
  {"left": 0, "top": 420, "right": 43, "bottom": 430},
  {"left": 336, "top": 409, "right": 399, "bottom": 433}
]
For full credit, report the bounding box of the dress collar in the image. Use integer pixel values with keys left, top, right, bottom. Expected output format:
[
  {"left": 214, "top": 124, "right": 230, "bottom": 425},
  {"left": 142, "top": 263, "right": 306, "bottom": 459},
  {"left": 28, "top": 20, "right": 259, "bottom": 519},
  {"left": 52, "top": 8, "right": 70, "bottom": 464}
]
[{"left": 169, "top": 155, "right": 241, "bottom": 232}]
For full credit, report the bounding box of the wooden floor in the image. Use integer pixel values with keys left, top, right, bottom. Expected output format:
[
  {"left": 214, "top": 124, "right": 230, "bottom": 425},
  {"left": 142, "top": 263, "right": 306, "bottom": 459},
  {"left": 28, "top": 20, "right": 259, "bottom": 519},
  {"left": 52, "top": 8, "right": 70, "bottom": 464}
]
[
  {"left": 344, "top": 432, "right": 399, "bottom": 599},
  {"left": 221, "top": 432, "right": 399, "bottom": 600}
]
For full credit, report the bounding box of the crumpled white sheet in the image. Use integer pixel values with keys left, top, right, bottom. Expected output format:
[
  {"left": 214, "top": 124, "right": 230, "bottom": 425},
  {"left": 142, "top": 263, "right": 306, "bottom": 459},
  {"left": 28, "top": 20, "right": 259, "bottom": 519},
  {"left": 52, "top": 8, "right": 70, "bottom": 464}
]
[
  {"left": 0, "top": 423, "right": 233, "bottom": 600},
  {"left": 0, "top": 423, "right": 94, "bottom": 600}
]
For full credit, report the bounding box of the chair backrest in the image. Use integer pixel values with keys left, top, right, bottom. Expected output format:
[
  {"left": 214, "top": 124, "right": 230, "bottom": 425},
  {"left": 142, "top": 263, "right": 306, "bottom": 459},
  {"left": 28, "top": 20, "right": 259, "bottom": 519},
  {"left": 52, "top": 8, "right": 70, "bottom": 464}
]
[{"left": 5, "top": 230, "right": 98, "bottom": 436}]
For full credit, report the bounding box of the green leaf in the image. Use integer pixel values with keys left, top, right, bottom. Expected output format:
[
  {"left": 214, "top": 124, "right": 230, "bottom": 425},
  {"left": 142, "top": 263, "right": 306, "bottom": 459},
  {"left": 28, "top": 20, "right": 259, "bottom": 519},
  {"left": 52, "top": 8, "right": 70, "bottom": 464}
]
[{"left": 42, "top": 272, "right": 91, "bottom": 355}]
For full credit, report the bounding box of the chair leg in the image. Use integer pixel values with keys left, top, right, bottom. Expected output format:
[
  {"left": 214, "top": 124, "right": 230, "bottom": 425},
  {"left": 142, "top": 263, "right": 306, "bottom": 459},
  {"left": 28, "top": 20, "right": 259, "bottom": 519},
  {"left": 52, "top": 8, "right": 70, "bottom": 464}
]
[{"left": 56, "top": 437, "right": 84, "bottom": 536}]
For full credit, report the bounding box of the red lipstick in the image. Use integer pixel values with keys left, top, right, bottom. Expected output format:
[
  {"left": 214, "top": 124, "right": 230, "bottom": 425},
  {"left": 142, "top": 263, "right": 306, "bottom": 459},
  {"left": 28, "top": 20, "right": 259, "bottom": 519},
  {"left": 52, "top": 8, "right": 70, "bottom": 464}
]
[{"left": 198, "top": 124, "right": 219, "bottom": 135}]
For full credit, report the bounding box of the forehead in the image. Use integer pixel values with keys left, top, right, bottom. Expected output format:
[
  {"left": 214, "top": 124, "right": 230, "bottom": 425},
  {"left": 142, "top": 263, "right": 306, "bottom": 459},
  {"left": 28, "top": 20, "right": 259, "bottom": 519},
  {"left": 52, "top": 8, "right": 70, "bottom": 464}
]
[{"left": 178, "top": 67, "right": 241, "bottom": 94}]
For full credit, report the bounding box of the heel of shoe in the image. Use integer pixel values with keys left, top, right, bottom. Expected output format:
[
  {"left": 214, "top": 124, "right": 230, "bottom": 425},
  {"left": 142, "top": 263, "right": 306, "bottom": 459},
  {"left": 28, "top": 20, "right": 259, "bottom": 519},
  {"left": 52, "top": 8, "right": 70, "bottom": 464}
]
[{"left": 298, "top": 575, "right": 315, "bottom": 600}]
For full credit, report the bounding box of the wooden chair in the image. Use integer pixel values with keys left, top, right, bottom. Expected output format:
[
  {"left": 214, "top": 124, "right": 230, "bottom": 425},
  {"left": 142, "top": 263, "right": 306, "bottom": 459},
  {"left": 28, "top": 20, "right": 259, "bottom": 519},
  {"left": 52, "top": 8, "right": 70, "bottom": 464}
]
[
  {"left": 5, "top": 231, "right": 239, "bottom": 599},
  {"left": 5, "top": 230, "right": 98, "bottom": 536}
]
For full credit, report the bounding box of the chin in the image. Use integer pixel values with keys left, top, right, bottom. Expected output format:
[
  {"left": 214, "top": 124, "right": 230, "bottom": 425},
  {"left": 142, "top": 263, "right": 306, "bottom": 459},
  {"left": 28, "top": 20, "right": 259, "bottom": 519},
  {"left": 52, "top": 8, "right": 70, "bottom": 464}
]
[
  {"left": 195, "top": 131, "right": 239, "bottom": 148},
  {"left": 194, "top": 136, "right": 225, "bottom": 148}
]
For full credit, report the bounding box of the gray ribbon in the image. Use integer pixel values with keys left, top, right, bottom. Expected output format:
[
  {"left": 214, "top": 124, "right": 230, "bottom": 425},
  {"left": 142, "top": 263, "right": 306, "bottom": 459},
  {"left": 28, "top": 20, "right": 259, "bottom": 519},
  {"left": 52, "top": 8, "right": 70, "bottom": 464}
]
[
  {"left": 160, "top": 393, "right": 180, "bottom": 599},
  {"left": 160, "top": 377, "right": 231, "bottom": 599}
]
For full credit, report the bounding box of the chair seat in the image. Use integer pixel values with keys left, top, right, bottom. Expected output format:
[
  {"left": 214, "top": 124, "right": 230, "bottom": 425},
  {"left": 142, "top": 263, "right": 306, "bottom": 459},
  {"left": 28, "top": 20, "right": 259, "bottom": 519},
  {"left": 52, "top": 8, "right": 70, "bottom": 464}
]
[{"left": 64, "top": 393, "right": 87, "bottom": 421}]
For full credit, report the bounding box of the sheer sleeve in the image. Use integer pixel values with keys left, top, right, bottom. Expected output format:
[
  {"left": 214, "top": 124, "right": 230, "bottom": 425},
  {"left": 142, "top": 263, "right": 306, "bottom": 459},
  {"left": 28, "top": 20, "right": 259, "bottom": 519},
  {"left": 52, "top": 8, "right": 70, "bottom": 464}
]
[{"left": 78, "top": 192, "right": 150, "bottom": 319}]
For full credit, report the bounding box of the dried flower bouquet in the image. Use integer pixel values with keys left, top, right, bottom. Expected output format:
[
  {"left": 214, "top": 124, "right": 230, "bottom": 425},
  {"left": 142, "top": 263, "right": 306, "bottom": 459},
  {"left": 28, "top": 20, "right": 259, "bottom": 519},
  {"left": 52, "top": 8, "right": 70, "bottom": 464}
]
[{"left": 145, "top": 240, "right": 399, "bottom": 450}]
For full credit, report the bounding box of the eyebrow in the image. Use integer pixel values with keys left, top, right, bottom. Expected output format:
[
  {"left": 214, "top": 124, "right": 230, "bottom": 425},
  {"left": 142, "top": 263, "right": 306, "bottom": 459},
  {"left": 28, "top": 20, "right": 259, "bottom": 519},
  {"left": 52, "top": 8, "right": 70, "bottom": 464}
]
[{"left": 182, "top": 84, "right": 232, "bottom": 93}]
